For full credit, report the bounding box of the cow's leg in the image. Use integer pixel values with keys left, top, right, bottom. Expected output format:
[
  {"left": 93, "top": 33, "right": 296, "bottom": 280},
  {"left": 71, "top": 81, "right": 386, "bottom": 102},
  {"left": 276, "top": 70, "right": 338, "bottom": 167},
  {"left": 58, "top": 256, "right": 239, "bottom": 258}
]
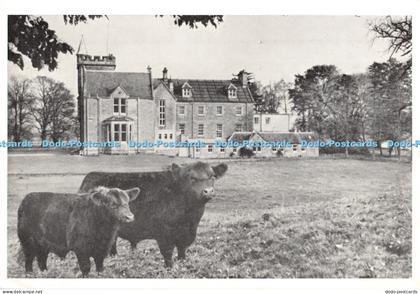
[
  {"left": 130, "top": 241, "right": 137, "bottom": 251},
  {"left": 94, "top": 255, "right": 105, "bottom": 273},
  {"left": 110, "top": 242, "right": 117, "bottom": 256},
  {"left": 176, "top": 245, "right": 187, "bottom": 260},
  {"left": 37, "top": 249, "right": 49, "bottom": 271},
  {"left": 76, "top": 254, "right": 91, "bottom": 278},
  {"left": 157, "top": 240, "right": 175, "bottom": 268},
  {"left": 24, "top": 252, "right": 35, "bottom": 272},
  {"left": 19, "top": 234, "right": 35, "bottom": 272}
]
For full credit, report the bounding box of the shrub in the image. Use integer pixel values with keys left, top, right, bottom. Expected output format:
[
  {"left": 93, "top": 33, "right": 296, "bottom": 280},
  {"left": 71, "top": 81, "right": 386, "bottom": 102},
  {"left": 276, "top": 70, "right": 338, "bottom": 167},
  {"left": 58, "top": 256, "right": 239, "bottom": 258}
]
[{"left": 238, "top": 147, "right": 254, "bottom": 158}]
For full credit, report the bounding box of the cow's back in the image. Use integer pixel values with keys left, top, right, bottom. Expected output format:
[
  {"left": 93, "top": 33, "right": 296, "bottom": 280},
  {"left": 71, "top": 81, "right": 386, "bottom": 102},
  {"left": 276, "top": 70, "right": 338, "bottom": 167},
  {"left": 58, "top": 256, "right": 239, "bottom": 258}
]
[
  {"left": 79, "top": 171, "right": 174, "bottom": 202},
  {"left": 18, "top": 193, "right": 76, "bottom": 255},
  {"left": 79, "top": 171, "right": 180, "bottom": 241}
]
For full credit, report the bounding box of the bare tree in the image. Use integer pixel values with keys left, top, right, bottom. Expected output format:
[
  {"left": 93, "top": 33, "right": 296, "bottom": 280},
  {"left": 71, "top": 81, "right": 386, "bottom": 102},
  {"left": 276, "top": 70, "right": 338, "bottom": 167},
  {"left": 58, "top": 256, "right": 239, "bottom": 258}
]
[
  {"left": 31, "top": 76, "right": 76, "bottom": 141},
  {"left": 8, "top": 76, "right": 34, "bottom": 141},
  {"left": 370, "top": 16, "right": 412, "bottom": 59}
]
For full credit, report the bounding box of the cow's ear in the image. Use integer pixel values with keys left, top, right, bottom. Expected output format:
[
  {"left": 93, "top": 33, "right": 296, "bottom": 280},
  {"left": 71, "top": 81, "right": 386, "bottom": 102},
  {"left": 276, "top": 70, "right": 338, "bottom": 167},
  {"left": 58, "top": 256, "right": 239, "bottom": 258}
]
[
  {"left": 171, "top": 163, "right": 181, "bottom": 176},
  {"left": 125, "top": 187, "right": 140, "bottom": 202},
  {"left": 212, "top": 163, "right": 228, "bottom": 179},
  {"left": 90, "top": 191, "right": 108, "bottom": 206}
]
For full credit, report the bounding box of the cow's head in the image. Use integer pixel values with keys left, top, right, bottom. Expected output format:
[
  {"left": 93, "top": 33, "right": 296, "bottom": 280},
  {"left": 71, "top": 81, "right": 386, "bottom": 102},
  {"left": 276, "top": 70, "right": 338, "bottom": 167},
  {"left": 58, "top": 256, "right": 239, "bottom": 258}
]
[
  {"left": 171, "top": 162, "right": 227, "bottom": 204},
  {"left": 90, "top": 186, "right": 140, "bottom": 223}
]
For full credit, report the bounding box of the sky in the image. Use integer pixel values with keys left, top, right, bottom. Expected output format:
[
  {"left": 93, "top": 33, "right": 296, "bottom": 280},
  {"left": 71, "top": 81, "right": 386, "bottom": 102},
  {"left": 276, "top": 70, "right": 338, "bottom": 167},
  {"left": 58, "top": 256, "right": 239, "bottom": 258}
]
[{"left": 8, "top": 15, "right": 402, "bottom": 96}]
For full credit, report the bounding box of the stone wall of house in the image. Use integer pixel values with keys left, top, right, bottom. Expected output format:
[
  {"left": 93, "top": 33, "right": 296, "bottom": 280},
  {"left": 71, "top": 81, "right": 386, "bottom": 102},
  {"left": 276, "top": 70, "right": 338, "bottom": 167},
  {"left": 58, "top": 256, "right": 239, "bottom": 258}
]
[
  {"left": 154, "top": 84, "right": 176, "bottom": 143},
  {"left": 138, "top": 99, "right": 155, "bottom": 150},
  {"left": 175, "top": 102, "right": 254, "bottom": 140}
]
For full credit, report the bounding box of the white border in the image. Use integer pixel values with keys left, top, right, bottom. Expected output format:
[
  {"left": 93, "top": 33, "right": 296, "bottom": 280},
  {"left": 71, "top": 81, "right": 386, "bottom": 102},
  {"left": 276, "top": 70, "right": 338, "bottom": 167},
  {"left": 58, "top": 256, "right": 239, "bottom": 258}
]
[{"left": 0, "top": 0, "right": 418, "bottom": 293}]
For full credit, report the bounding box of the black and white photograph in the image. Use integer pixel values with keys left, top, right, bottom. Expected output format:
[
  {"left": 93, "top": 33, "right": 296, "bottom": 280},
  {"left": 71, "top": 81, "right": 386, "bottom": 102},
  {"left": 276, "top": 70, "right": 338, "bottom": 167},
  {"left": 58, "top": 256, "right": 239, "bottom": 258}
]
[{"left": 2, "top": 6, "right": 417, "bottom": 292}]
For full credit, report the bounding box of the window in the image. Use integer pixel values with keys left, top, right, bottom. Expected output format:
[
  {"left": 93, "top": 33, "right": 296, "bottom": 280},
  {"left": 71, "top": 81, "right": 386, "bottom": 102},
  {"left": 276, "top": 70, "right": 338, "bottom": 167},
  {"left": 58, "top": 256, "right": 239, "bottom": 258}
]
[
  {"left": 216, "top": 106, "right": 223, "bottom": 115},
  {"left": 253, "top": 146, "right": 261, "bottom": 153},
  {"left": 113, "top": 123, "right": 130, "bottom": 142},
  {"left": 113, "top": 98, "right": 119, "bottom": 114},
  {"left": 158, "top": 134, "right": 162, "bottom": 139},
  {"left": 114, "top": 124, "right": 119, "bottom": 141},
  {"left": 179, "top": 123, "right": 185, "bottom": 135},
  {"left": 159, "top": 100, "right": 166, "bottom": 126},
  {"left": 113, "top": 98, "right": 127, "bottom": 115},
  {"left": 220, "top": 147, "right": 225, "bottom": 153},
  {"left": 265, "top": 117, "right": 271, "bottom": 124},
  {"left": 196, "top": 146, "right": 201, "bottom": 153},
  {"left": 235, "top": 124, "right": 243, "bottom": 132},
  {"left": 208, "top": 144, "right": 213, "bottom": 153},
  {"left": 169, "top": 134, "right": 173, "bottom": 139},
  {"left": 182, "top": 88, "right": 191, "bottom": 97},
  {"left": 292, "top": 144, "right": 298, "bottom": 151},
  {"left": 120, "top": 99, "right": 126, "bottom": 114},
  {"left": 121, "top": 124, "right": 127, "bottom": 141},
  {"left": 228, "top": 88, "right": 237, "bottom": 99},
  {"left": 164, "top": 134, "right": 167, "bottom": 139},
  {"left": 272, "top": 147, "right": 277, "bottom": 152},
  {"left": 254, "top": 117, "right": 259, "bottom": 124},
  {"left": 216, "top": 124, "right": 223, "bottom": 138},
  {"left": 233, "top": 147, "right": 237, "bottom": 153},
  {"left": 198, "top": 106, "right": 205, "bottom": 116},
  {"left": 198, "top": 124, "right": 204, "bottom": 136},
  {"left": 235, "top": 106, "right": 243, "bottom": 116},
  {"left": 178, "top": 105, "right": 186, "bottom": 115}
]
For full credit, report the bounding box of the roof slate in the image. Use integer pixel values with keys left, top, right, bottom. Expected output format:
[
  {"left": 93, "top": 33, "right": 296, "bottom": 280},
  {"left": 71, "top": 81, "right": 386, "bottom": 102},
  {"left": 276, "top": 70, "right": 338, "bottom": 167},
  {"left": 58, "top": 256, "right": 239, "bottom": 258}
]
[
  {"left": 154, "top": 79, "right": 254, "bottom": 103},
  {"left": 85, "top": 71, "right": 152, "bottom": 99},
  {"left": 229, "top": 132, "right": 318, "bottom": 144},
  {"left": 228, "top": 132, "right": 253, "bottom": 143}
]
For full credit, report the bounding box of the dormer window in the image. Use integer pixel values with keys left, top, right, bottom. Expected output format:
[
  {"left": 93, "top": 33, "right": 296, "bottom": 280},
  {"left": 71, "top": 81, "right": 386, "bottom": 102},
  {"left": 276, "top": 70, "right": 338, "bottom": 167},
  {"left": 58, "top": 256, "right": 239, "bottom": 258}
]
[
  {"left": 111, "top": 86, "right": 129, "bottom": 115},
  {"left": 113, "top": 98, "right": 127, "bottom": 115},
  {"left": 228, "top": 84, "right": 237, "bottom": 99},
  {"left": 182, "top": 82, "right": 192, "bottom": 98}
]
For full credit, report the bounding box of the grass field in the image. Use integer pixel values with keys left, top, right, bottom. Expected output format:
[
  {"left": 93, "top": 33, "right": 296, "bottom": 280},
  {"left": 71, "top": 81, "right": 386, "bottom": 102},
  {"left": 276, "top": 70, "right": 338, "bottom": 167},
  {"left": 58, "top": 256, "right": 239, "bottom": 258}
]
[{"left": 7, "top": 154, "right": 412, "bottom": 278}]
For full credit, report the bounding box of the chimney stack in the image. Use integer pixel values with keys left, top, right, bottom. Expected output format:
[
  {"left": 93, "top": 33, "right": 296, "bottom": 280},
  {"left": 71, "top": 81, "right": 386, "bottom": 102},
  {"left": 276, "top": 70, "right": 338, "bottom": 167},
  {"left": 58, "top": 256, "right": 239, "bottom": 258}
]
[
  {"left": 238, "top": 70, "right": 248, "bottom": 88},
  {"left": 162, "top": 67, "right": 168, "bottom": 80},
  {"left": 169, "top": 78, "right": 174, "bottom": 93}
]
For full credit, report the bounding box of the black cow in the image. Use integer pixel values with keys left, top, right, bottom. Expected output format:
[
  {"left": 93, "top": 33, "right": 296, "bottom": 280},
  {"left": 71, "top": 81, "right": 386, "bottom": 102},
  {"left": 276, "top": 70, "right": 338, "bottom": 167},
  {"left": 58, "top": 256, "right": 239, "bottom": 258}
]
[
  {"left": 17, "top": 186, "right": 140, "bottom": 277},
  {"left": 78, "top": 161, "right": 227, "bottom": 267}
]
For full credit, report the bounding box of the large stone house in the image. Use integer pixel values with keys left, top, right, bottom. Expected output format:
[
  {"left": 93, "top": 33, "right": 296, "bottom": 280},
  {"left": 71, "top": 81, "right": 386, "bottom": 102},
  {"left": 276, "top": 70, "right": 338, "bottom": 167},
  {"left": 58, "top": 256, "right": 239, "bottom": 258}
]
[{"left": 77, "top": 53, "right": 255, "bottom": 155}]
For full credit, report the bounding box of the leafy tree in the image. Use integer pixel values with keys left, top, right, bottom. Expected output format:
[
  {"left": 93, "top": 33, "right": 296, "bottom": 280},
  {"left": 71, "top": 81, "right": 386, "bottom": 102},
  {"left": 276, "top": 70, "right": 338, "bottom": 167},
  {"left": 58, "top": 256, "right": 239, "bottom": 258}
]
[
  {"left": 9, "top": 15, "right": 223, "bottom": 71},
  {"left": 324, "top": 74, "right": 365, "bottom": 156},
  {"left": 162, "top": 15, "right": 223, "bottom": 28},
  {"left": 8, "top": 76, "right": 35, "bottom": 141},
  {"left": 366, "top": 58, "right": 412, "bottom": 156},
  {"left": 289, "top": 65, "right": 338, "bottom": 133},
  {"left": 257, "top": 80, "right": 293, "bottom": 114}
]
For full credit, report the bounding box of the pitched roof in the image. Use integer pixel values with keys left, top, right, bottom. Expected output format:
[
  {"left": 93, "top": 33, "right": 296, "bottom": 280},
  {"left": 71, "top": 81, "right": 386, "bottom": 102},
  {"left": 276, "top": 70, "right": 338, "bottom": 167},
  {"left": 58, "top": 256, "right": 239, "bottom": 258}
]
[
  {"left": 257, "top": 132, "right": 301, "bottom": 144},
  {"left": 229, "top": 131, "right": 318, "bottom": 144},
  {"left": 85, "top": 71, "right": 152, "bottom": 99},
  {"left": 256, "top": 132, "right": 319, "bottom": 144},
  {"left": 154, "top": 79, "right": 254, "bottom": 103},
  {"left": 228, "top": 132, "right": 253, "bottom": 143},
  {"left": 103, "top": 115, "right": 135, "bottom": 123}
]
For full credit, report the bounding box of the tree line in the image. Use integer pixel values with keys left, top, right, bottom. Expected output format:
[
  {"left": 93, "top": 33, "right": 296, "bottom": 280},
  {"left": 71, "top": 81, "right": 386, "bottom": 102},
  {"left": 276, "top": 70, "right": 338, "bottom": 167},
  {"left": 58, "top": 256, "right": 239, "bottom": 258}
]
[
  {"left": 253, "top": 16, "right": 412, "bottom": 157},
  {"left": 8, "top": 76, "right": 78, "bottom": 143}
]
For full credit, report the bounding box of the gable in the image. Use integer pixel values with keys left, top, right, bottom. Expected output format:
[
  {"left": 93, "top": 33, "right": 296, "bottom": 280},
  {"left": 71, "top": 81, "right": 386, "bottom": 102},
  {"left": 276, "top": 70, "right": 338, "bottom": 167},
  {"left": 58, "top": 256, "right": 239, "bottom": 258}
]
[
  {"left": 110, "top": 86, "right": 129, "bottom": 98},
  {"left": 153, "top": 82, "right": 177, "bottom": 101},
  {"left": 85, "top": 71, "right": 153, "bottom": 99}
]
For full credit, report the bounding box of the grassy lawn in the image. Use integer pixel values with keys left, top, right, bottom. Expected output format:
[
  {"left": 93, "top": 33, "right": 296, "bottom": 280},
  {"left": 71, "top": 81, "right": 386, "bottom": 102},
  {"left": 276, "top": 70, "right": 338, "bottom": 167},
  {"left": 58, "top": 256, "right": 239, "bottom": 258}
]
[{"left": 7, "top": 154, "right": 411, "bottom": 278}]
